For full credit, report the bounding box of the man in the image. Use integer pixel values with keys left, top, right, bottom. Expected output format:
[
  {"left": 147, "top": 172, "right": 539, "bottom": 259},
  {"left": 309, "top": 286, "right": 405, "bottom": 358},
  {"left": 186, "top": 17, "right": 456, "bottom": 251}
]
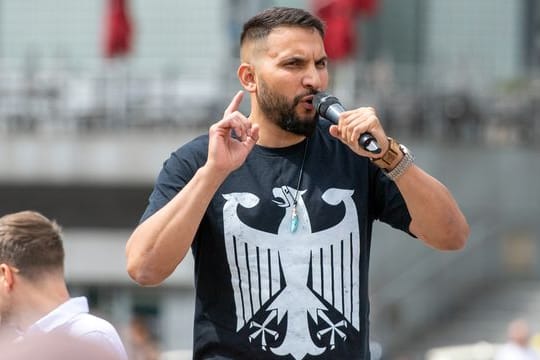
[
  {"left": 126, "top": 7, "right": 469, "bottom": 359},
  {"left": 2, "top": 332, "right": 122, "bottom": 360},
  {"left": 0, "top": 211, "right": 127, "bottom": 360},
  {"left": 495, "top": 319, "right": 539, "bottom": 360}
]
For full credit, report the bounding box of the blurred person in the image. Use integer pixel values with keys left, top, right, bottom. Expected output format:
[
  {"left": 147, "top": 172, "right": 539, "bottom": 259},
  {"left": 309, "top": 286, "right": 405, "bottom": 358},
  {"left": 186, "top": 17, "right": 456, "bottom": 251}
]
[
  {"left": 126, "top": 7, "right": 469, "bottom": 360},
  {"left": 531, "top": 331, "right": 540, "bottom": 356},
  {"left": 123, "top": 316, "right": 160, "bottom": 360},
  {"left": 495, "top": 318, "right": 539, "bottom": 360},
  {"left": 1, "top": 332, "right": 122, "bottom": 360},
  {"left": 0, "top": 210, "right": 127, "bottom": 360}
]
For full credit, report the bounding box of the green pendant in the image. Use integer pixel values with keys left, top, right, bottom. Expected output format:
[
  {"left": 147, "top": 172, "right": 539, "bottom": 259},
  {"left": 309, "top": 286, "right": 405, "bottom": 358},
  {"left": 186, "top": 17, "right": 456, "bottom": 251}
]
[{"left": 290, "top": 208, "right": 299, "bottom": 233}]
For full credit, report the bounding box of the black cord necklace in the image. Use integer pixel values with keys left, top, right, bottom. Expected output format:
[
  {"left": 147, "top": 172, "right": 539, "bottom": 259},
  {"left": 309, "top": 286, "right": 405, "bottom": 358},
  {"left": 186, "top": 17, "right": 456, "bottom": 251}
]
[{"left": 290, "top": 138, "right": 309, "bottom": 233}]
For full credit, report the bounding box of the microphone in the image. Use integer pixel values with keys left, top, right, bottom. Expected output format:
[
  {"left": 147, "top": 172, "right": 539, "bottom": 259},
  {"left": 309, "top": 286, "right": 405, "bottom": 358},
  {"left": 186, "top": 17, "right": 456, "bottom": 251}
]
[{"left": 313, "top": 92, "right": 381, "bottom": 154}]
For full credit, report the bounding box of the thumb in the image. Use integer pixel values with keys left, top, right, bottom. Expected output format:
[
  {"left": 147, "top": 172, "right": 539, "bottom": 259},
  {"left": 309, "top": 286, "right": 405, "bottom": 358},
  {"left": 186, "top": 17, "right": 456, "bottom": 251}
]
[
  {"left": 329, "top": 124, "right": 340, "bottom": 138},
  {"left": 245, "top": 124, "right": 260, "bottom": 149}
]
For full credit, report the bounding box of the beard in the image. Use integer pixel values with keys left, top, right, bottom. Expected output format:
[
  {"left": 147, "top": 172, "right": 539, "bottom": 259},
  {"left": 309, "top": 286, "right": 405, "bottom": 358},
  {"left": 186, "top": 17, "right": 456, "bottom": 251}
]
[{"left": 256, "top": 79, "right": 318, "bottom": 136}]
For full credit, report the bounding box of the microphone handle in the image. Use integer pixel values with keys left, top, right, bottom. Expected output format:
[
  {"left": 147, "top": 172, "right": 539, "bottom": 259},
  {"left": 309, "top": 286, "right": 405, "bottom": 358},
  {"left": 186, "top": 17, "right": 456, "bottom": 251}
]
[{"left": 359, "top": 133, "right": 381, "bottom": 154}]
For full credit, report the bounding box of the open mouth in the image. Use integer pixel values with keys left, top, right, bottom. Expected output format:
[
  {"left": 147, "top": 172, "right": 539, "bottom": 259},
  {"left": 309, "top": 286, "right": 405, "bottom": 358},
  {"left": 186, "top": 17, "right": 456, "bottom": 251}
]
[{"left": 300, "top": 95, "right": 315, "bottom": 110}]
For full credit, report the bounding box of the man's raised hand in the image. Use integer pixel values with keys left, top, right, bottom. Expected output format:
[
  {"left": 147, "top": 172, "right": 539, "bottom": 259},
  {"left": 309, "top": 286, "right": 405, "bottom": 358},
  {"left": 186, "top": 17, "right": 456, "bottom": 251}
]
[{"left": 206, "top": 91, "right": 259, "bottom": 176}]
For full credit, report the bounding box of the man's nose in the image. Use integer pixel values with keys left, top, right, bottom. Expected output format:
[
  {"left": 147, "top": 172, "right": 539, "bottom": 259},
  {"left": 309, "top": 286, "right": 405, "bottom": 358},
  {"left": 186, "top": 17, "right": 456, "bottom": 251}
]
[{"left": 302, "top": 65, "right": 322, "bottom": 90}]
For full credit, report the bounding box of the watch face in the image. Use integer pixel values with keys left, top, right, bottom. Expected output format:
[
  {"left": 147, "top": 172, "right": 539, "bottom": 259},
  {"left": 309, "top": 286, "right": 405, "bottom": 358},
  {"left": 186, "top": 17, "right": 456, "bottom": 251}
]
[
  {"left": 398, "top": 144, "right": 410, "bottom": 155},
  {"left": 383, "top": 145, "right": 399, "bottom": 164}
]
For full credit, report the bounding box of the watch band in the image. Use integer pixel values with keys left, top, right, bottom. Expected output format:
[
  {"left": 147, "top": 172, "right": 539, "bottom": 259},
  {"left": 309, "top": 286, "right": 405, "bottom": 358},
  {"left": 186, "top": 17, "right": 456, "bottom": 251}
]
[
  {"left": 385, "top": 144, "right": 414, "bottom": 181},
  {"left": 371, "top": 137, "right": 401, "bottom": 170}
]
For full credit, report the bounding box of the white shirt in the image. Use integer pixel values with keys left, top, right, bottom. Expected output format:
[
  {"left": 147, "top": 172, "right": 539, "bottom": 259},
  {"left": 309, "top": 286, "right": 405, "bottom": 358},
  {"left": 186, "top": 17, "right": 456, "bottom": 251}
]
[
  {"left": 495, "top": 343, "right": 540, "bottom": 360},
  {"left": 25, "top": 297, "right": 128, "bottom": 360}
]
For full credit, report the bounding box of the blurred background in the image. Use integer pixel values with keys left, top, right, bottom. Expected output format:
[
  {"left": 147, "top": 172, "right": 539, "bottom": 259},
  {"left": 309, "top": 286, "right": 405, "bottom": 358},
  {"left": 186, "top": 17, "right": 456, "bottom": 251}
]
[{"left": 1, "top": 0, "right": 539, "bottom": 359}]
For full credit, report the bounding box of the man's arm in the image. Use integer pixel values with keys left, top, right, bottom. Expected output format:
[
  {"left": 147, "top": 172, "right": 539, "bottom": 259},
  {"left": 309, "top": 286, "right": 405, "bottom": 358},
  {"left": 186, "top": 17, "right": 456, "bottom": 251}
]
[
  {"left": 126, "top": 91, "right": 259, "bottom": 286},
  {"left": 126, "top": 165, "right": 228, "bottom": 286},
  {"left": 329, "top": 106, "right": 469, "bottom": 250},
  {"left": 394, "top": 164, "right": 469, "bottom": 250}
]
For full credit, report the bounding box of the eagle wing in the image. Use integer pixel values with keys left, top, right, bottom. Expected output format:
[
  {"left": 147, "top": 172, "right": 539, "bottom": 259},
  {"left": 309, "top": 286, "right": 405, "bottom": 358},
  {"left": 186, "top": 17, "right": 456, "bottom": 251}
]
[
  {"left": 306, "top": 188, "right": 362, "bottom": 330},
  {"left": 222, "top": 192, "right": 285, "bottom": 331}
]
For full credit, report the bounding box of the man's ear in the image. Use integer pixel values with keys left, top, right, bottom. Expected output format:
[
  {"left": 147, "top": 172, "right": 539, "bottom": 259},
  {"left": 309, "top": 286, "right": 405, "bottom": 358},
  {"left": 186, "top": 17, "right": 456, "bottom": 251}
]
[
  {"left": 238, "top": 63, "right": 257, "bottom": 92},
  {"left": 0, "top": 264, "right": 15, "bottom": 290}
]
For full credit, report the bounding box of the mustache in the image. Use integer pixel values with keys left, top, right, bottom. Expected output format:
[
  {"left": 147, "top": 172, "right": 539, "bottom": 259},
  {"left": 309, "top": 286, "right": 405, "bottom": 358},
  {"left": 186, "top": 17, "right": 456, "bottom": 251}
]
[{"left": 293, "top": 89, "right": 319, "bottom": 106}]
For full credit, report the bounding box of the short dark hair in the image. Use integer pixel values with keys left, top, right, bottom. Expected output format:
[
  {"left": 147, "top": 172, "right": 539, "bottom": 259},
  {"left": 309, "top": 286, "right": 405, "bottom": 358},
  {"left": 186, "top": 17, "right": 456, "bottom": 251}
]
[
  {"left": 240, "top": 7, "right": 325, "bottom": 47},
  {"left": 0, "top": 211, "right": 64, "bottom": 280}
]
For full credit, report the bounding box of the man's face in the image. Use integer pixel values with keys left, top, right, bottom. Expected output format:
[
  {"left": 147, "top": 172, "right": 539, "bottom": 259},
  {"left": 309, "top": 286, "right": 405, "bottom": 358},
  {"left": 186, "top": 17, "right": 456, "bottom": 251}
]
[
  {"left": 252, "top": 27, "right": 329, "bottom": 135},
  {"left": 256, "top": 77, "right": 319, "bottom": 136}
]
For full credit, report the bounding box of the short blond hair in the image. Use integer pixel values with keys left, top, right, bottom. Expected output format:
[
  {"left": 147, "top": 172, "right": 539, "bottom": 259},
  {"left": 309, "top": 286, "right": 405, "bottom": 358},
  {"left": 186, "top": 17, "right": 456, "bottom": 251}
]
[{"left": 0, "top": 211, "right": 64, "bottom": 280}]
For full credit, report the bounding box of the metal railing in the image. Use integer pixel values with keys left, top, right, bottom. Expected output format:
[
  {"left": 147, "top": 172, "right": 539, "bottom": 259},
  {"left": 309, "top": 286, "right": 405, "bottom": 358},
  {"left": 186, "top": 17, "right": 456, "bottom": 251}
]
[{"left": 1, "top": 65, "right": 540, "bottom": 148}]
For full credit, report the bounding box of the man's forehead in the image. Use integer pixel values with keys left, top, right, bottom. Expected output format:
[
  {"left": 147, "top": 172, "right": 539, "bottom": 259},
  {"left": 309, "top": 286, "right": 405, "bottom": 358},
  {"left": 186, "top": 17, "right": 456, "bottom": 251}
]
[{"left": 264, "top": 27, "right": 325, "bottom": 57}]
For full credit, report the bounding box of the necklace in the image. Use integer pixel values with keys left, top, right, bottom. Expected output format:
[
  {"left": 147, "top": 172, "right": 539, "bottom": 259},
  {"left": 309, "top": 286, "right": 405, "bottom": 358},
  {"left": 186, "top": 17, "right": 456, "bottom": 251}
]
[{"left": 290, "top": 139, "right": 309, "bottom": 233}]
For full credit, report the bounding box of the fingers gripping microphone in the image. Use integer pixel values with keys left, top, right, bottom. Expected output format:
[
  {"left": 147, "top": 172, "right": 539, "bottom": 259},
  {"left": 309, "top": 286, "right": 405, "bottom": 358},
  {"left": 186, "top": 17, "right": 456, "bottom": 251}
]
[{"left": 313, "top": 92, "right": 381, "bottom": 154}]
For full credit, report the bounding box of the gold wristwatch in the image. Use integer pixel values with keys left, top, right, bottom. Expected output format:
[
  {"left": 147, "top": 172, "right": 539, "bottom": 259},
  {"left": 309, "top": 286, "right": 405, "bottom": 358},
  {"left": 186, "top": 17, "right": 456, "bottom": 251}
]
[
  {"left": 371, "top": 137, "right": 401, "bottom": 170},
  {"left": 371, "top": 137, "right": 415, "bottom": 181}
]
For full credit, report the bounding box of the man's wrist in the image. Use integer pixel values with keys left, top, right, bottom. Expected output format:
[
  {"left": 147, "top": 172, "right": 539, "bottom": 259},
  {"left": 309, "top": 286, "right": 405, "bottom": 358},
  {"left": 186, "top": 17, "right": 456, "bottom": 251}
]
[
  {"left": 371, "top": 137, "right": 415, "bottom": 181},
  {"left": 384, "top": 144, "right": 414, "bottom": 181},
  {"left": 199, "top": 163, "right": 230, "bottom": 186}
]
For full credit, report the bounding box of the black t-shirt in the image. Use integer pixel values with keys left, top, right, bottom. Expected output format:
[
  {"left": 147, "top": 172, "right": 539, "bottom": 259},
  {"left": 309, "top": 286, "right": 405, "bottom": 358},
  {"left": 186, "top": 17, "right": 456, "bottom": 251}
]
[{"left": 141, "top": 119, "right": 412, "bottom": 360}]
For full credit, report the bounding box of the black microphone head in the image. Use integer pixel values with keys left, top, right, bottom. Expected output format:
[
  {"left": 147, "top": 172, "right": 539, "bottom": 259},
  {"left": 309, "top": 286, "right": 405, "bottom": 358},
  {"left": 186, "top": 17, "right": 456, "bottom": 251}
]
[{"left": 313, "top": 92, "right": 341, "bottom": 118}]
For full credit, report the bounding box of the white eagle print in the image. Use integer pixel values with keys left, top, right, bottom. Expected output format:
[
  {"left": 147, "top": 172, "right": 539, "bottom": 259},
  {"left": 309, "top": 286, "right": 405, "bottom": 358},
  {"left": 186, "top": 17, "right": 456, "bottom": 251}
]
[{"left": 222, "top": 186, "right": 361, "bottom": 360}]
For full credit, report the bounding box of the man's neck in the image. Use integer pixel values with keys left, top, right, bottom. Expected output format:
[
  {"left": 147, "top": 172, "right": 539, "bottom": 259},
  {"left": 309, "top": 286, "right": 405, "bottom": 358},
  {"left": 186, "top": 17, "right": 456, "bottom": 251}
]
[{"left": 10, "top": 278, "right": 70, "bottom": 331}]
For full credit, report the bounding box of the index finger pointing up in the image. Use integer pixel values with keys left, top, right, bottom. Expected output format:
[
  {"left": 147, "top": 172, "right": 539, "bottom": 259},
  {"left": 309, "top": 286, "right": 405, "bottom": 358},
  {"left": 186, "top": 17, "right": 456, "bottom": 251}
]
[{"left": 224, "top": 90, "right": 244, "bottom": 117}]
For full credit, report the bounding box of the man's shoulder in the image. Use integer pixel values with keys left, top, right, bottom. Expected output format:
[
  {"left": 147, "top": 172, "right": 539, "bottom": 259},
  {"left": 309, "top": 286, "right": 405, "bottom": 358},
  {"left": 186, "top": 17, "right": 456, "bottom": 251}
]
[
  {"left": 184, "top": 133, "right": 210, "bottom": 148},
  {"left": 164, "top": 133, "right": 209, "bottom": 170},
  {"left": 66, "top": 312, "right": 119, "bottom": 337},
  {"left": 65, "top": 313, "right": 127, "bottom": 359},
  {"left": 173, "top": 133, "right": 209, "bottom": 156}
]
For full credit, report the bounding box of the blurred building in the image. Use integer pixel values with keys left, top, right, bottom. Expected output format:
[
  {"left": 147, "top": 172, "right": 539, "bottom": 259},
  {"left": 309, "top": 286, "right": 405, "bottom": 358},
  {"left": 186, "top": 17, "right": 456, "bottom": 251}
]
[{"left": 0, "top": 0, "right": 539, "bottom": 357}]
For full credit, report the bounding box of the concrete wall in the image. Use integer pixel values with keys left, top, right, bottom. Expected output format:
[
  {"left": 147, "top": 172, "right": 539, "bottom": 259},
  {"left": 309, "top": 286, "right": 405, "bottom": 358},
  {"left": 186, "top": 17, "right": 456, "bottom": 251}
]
[
  {"left": 0, "top": 0, "right": 527, "bottom": 89},
  {"left": 424, "top": 0, "right": 524, "bottom": 91},
  {"left": 1, "top": 0, "right": 228, "bottom": 74}
]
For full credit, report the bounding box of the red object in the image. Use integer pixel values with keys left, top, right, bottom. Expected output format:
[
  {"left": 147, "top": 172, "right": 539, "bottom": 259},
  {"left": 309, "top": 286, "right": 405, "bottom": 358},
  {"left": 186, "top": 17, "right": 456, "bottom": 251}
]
[
  {"left": 103, "top": 0, "right": 133, "bottom": 58},
  {"left": 355, "top": 0, "right": 378, "bottom": 16},
  {"left": 312, "top": 0, "right": 378, "bottom": 60},
  {"left": 321, "top": 14, "right": 356, "bottom": 61},
  {"left": 313, "top": 0, "right": 356, "bottom": 60}
]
